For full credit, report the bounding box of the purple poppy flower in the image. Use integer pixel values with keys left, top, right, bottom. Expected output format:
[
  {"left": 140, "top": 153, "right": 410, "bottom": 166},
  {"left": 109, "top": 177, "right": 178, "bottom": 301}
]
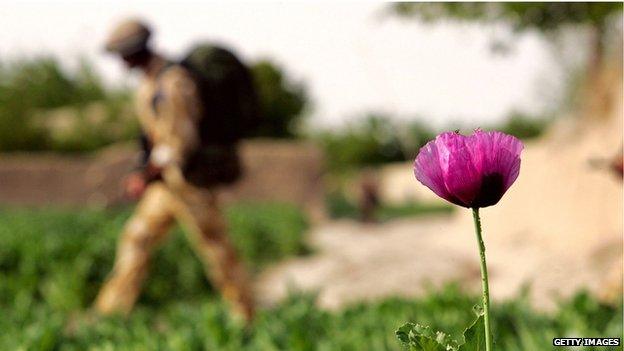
[{"left": 414, "top": 129, "right": 523, "bottom": 208}]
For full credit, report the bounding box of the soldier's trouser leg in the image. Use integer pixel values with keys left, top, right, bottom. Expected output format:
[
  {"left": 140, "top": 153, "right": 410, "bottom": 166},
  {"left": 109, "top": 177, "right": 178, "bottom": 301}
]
[
  {"left": 94, "top": 183, "right": 174, "bottom": 315},
  {"left": 173, "top": 189, "right": 255, "bottom": 321}
]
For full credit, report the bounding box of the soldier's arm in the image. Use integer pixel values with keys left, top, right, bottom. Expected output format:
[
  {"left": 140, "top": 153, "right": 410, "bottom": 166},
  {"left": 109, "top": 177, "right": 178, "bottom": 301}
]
[
  {"left": 138, "top": 133, "right": 151, "bottom": 166},
  {"left": 150, "top": 68, "right": 202, "bottom": 170},
  {"left": 128, "top": 132, "right": 161, "bottom": 182}
]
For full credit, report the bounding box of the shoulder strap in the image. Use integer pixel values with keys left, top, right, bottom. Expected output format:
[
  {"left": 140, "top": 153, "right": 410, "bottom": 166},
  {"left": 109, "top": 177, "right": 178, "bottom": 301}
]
[{"left": 150, "top": 62, "right": 176, "bottom": 114}]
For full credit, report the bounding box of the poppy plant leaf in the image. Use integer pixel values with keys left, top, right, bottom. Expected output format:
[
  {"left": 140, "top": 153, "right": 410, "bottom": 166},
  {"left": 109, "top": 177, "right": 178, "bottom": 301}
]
[
  {"left": 459, "top": 308, "right": 487, "bottom": 351},
  {"left": 396, "top": 322, "right": 460, "bottom": 351}
]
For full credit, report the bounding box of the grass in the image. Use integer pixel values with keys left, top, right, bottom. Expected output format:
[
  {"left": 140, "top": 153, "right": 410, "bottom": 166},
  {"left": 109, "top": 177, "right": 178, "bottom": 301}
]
[
  {"left": 326, "top": 191, "right": 453, "bottom": 221},
  {"left": 0, "top": 203, "right": 308, "bottom": 309},
  {"left": 0, "top": 206, "right": 620, "bottom": 350},
  {"left": 1, "top": 286, "right": 620, "bottom": 350}
]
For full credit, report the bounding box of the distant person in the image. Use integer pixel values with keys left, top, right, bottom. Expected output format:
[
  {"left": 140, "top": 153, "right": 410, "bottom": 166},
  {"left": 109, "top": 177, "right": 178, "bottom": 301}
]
[
  {"left": 95, "top": 19, "right": 259, "bottom": 321},
  {"left": 359, "top": 170, "right": 380, "bottom": 223}
]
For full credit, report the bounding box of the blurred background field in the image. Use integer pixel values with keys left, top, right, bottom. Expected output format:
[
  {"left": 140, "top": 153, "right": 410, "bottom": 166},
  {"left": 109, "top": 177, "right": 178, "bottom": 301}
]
[
  {"left": 0, "top": 2, "right": 622, "bottom": 350},
  {"left": 0, "top": 207, "right": 621, "bottom": 350}
]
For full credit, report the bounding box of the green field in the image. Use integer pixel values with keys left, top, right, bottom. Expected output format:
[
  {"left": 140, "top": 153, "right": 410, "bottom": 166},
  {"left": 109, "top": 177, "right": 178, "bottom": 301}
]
[{"left": 0, "top": 206, "right": 621, "bottom": 350}]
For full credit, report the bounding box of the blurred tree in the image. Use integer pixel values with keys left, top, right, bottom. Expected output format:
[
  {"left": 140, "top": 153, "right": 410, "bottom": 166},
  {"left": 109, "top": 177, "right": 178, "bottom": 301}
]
[
  {"left": 392, "top": 2, "right": 623, "bottom": 117},
  {"left": 492, "top": 111, "right": 549, "bottom": 140},
  {"left": 0, "top": 56, "right": 308, "bottom": 152},
  {"left": 316, "top": 114, "right": 434, "bottom": 171},
  {"left": 0, "top": 58, "right": 81, "bottom": 151},
  {"left": 392, "top": 3, "right": 622, "bottom": 67},
  {"left": 0, "top": 57, "right": 134, "bottom": 152},
  {"left": 250, "top": 60, "right": 308, "bottom": 138}
]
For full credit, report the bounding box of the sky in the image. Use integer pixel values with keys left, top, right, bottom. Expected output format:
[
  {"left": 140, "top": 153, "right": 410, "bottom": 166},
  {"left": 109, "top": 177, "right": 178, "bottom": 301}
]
[{"left": 1, "top": 1, "right": 569, "bottom": 129}]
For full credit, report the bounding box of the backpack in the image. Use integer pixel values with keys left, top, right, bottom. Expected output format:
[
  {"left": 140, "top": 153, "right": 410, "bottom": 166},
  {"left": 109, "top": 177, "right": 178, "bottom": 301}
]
[{"left": 180, "top": 44, "right": 260, "bottom": 145}]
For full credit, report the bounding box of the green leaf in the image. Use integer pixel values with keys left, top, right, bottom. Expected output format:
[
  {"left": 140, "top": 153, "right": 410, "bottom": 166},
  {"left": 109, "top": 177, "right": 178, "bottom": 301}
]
[
  {"left": 459, "top": 306, "right": 486, "bottom": 351},
  {"left": 396, "top": 305, "right": 491, "bottom": 351},
  {"left": 396, "top": 323, "right": 459, "bottom": 351}
]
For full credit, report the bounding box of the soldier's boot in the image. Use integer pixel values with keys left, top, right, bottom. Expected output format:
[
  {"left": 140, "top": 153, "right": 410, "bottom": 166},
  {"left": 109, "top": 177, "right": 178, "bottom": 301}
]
[
  {"left": 94, "top": 183, "right": 174, "bottom": 315},
  {"left": 176, "top": 193, "right": 255, "bottom": 322}
]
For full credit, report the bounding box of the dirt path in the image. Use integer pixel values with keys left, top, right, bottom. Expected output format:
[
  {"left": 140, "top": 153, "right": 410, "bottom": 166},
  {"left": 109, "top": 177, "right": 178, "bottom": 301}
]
[{"left": 257, "top": 212, "right": 620, "bottom": 311}]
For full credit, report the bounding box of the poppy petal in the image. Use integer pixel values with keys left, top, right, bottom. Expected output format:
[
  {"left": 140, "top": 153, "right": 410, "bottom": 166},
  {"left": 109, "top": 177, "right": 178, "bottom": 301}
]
[
  {"left": 436, "top": 132, "right": 481, "bottom": 207},
  {"left": 414, "top": 130, "right": 523, "bottom": 209},
  {"left": 414, "top": 138, "right": 455, "bottom": 203}
]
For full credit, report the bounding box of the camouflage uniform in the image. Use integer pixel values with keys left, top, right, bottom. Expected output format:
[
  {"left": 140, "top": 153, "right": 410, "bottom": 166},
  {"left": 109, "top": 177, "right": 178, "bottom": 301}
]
[{"left": 94, "top": 20, "right": 254, "bottom": 320}]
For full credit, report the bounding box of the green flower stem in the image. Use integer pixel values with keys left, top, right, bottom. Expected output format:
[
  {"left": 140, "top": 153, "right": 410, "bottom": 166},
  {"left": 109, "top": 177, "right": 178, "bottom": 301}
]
[{"left": 472, "top": 208, "right": 493, "bottom": 351}]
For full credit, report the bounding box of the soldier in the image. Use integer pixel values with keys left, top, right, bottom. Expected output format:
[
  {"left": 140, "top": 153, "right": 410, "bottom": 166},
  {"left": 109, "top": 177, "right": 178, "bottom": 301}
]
[
  {"left": 94, "top": 19, "right": 255, "bottom": 321},
  {"left": 359, "top": 170, "right": 380, "bottom": 223}
]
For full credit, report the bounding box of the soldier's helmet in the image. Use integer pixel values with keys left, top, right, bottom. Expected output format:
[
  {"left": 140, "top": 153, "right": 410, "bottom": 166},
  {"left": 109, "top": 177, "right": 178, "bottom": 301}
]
[{"left": 104, "top": 19, "right": 152, "bottom": 56}]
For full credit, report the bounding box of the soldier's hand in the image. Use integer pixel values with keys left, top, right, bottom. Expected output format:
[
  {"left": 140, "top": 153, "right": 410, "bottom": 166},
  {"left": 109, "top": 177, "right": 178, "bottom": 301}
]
[{"left": 124, "top": 173, "right": 147, "bottom": 200}]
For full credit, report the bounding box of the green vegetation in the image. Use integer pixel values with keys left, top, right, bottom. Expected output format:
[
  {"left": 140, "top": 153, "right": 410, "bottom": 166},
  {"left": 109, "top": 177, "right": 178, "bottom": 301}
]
[
  {"left": 0, "top": 207, "right": 620, "bottom": 350},
  {"left": 395, "top": 288, "right": 622, "bottom": 351},
  {"left": 487, "top": 111, "right": 550, "bottom": 141},
  {"left": 0, "top": 57, "right": 137, "bottom": 152},
  {"left": 0, "top": 56, "right": 548, "bottom": 162},
  {"left": 392, "top": 3, "right": 623, "bottom": 32},
  {"left": 0, "top": 57, "right": 309, "bottom": 153},
  {"left": 0, "top": 203, "right": 308, "bottom": 309},
  {"left": 314, "top": 115, "right": 430, "bottom": 172},
  {"left": 325, "top": 190, "right": 453, "bottom": 221},
  {"left": 376, "top": 202, "right": 453, "bottom": 221},
  {"left": 315, "top": 113, "right": 549, "bottom": 173},
  {"left": 250, "top": 59, "right": 309, "bottom": 138},
  {"left": 226, "top": 202, "right": 310, "bottom": 269}
]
